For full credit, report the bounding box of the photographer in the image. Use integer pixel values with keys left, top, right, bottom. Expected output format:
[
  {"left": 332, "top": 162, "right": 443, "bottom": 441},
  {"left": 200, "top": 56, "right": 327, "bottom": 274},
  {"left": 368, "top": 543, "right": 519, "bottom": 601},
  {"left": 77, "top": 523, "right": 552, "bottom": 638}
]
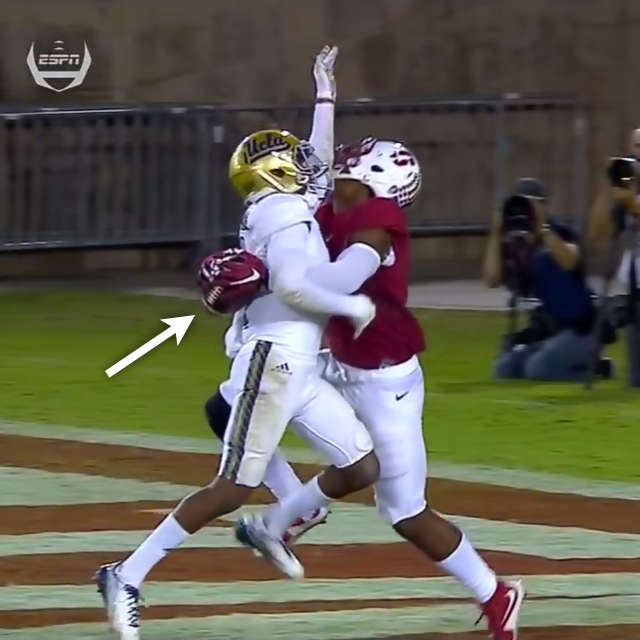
[
  {"left": 588, "top": 128, "right": 640, "bottom": 387},
  {"left": 484, "top": 178, "right": 597, "bottom": 381}
]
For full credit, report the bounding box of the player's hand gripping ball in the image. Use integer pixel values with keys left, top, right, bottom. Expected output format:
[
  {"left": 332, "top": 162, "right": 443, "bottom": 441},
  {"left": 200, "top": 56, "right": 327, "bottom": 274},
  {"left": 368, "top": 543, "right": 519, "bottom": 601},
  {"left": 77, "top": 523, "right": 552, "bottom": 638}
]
[{"left": 197, "top": 248, "right": 267, "bottom": 315}]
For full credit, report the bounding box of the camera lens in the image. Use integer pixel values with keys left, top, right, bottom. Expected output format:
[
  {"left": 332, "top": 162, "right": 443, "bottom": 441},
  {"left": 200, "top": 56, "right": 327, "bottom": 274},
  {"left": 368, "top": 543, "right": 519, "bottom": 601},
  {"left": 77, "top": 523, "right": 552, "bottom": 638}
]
[
  {"left": 607, "top": 157, "right": 638, "bottom": 188},
  {"left": 502, "top": 195, "right": 534, "bottom": 234}
]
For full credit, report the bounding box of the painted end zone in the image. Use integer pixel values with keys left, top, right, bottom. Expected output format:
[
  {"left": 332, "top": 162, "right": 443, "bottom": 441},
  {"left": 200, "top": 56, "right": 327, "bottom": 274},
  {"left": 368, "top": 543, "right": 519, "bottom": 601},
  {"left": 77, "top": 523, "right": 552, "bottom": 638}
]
[{"left": 1, "top": 424, "right": 639, "bottom": 639}]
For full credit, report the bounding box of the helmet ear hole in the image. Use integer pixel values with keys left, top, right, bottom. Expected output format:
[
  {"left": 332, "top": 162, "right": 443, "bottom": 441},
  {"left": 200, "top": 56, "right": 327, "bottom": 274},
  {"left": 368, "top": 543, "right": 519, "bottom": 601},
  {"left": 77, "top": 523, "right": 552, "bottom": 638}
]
[
  {"left": 270, "top": 168, "right": 286, "bottom": 177},
  {"left": 371, "top": 165, "right": 384, "bottom": 172}
]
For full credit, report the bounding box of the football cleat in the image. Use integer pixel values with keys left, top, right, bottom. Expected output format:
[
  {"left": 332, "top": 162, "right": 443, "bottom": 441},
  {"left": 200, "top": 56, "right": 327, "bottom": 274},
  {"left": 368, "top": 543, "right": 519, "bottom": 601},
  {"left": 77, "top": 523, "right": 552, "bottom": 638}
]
[
  {"left": 477, "top": 579, "right": 525, "bottom": 640},
  {"left": 283, "top": 506, "right": 329, "bottom": 548},
  {"left": 235, "top": 513, "right": 304, "bottom": 580},
  {"left": 95, "top": 562, "right": 141, "bottom": 640}
]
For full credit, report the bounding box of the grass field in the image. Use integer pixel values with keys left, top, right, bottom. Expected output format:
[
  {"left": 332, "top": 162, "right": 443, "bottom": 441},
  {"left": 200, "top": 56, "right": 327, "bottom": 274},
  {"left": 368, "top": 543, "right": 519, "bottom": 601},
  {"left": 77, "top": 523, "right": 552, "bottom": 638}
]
[
  {"left": 3, "top": 288, "right": 640, "bottom": 639},
  {"left": 1, "top": 289, "right": 637, "bottom": 482}
]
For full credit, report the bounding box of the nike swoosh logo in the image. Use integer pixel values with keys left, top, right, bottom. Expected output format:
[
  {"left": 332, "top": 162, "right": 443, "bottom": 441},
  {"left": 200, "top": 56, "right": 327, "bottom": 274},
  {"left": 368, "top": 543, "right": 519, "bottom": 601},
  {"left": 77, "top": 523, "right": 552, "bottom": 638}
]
[
  {"left": 228, "top": 269, "right": 261, "bottom": 286},
  {"left": 395, "top": 391, "right": 409, "bottom": 401},
  {"left": 501, "top": 588, "right": 518, "bottom": 627}
]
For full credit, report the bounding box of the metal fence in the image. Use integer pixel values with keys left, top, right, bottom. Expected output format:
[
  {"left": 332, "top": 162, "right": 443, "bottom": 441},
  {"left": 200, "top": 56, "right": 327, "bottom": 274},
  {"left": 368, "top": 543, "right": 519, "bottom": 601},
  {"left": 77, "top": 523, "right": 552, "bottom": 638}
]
[{"left": 0, "top": 96, "right": 587, "bottom": 251}]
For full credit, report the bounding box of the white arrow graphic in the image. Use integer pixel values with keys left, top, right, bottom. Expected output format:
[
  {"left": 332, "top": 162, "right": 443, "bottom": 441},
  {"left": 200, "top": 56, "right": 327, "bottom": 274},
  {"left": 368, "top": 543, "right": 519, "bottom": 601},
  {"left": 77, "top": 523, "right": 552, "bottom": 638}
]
[{"left": 105, "top": 315, "right": 195, "bottom": 378}]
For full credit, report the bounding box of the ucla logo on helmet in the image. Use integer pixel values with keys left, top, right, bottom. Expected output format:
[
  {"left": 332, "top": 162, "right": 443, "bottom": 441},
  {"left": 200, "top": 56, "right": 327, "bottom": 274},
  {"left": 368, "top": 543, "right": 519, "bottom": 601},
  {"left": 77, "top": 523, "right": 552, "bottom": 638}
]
[{"left": 243, "top": 132, "right": 291, "bottom": 165}]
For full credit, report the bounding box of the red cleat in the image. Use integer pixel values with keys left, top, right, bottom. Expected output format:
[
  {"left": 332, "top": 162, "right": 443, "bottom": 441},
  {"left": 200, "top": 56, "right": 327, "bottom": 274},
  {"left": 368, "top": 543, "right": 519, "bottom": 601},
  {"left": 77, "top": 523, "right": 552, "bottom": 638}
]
[{"left": 478, "top": 580, "right": 524, "bottom": 640}]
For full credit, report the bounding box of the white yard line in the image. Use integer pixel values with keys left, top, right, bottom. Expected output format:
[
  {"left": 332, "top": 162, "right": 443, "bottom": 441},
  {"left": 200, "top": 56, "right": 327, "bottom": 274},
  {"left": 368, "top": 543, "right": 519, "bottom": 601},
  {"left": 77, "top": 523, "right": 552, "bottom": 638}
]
[
  {"left": 0, "top": 466, "right": 193, "bottom": 506},
  {"left": 6, "top": 596, "right": 640, "bottom": 639},
  {"left": 2, "top": 504, "right": 640, "bottom": 558},
  {"left": 2, "top": 574, "right": 640, "bottom": 610},
  {"left": 2, "top": 419, "right": 640, "bottom": 499}
]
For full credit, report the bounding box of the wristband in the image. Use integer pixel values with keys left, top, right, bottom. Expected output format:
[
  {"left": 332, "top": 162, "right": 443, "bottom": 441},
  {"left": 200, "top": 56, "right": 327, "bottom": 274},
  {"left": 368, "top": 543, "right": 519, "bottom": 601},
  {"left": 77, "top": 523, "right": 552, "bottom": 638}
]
[{"left": 315, "top": 97, "right": 335, "bottom": 104}]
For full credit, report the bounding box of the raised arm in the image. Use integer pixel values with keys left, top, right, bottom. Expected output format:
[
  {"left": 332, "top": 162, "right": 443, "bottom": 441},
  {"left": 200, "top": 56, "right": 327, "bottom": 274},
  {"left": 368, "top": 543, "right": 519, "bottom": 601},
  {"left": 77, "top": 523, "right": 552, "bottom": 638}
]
[
  {"left": 483, "top": 210, "right": 503, "bottom": 287},
  {"left": 308, "top": 45, "right": 337, "bottom": 167}
]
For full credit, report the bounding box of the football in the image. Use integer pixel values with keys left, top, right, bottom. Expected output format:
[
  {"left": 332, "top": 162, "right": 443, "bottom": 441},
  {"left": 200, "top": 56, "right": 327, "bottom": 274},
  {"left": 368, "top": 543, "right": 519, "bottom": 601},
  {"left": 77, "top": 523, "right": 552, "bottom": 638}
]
[{"left": 197, "top": 248, "right": 268, "bottom": 314}]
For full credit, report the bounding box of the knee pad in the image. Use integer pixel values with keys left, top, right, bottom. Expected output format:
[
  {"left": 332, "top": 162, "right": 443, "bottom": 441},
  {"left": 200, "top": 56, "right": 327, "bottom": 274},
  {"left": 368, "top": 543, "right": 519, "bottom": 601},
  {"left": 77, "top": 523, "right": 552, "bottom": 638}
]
[
  {"left": 204, "top": 389, "right": 231, "bottom": 441},
  {"left": 374, "top": 474, "right": 427, "bottom": 525}
]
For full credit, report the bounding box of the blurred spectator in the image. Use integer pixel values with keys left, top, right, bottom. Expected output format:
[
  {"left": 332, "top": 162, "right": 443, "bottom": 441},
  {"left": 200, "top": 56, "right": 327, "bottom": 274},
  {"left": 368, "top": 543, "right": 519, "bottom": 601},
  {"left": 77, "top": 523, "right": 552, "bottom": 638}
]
[
  {"left": 588, "top": 128, "right": 640, "bottom": 387},
  {"left": 484, "top": 178, "right": 600, "bottom": 381}
]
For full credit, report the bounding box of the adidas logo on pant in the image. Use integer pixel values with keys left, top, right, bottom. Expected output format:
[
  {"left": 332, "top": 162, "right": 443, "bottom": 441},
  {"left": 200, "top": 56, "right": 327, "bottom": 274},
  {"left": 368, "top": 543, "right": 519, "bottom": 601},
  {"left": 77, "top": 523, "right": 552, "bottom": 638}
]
[{"left": 272, "top": 362, "right": 292, "bottom": 375}]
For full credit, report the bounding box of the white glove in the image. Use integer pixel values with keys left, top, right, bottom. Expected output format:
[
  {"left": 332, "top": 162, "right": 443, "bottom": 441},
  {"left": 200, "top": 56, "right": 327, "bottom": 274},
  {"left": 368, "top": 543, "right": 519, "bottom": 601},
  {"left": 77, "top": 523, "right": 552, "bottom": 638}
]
[
  {"left": 313, "top": 44, "right": 338, "bottom": 102},
  {"left": 350, "top": 294, "right": 376, "bottom": 339}
]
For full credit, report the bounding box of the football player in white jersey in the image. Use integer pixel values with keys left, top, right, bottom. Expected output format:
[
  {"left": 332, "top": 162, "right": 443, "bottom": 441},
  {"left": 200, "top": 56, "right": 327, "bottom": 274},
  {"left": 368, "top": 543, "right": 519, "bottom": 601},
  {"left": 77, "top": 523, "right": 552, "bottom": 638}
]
[{"left": 94, "top": 46, "right": 381, "bottom": 640}]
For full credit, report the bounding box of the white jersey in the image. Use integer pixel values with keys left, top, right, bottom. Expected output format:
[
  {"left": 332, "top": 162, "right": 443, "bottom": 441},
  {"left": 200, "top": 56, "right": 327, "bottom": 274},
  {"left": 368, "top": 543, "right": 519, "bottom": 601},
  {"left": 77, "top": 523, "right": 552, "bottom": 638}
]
[{"left": 237, "top": 191, "right": 328, "bottom": 354}]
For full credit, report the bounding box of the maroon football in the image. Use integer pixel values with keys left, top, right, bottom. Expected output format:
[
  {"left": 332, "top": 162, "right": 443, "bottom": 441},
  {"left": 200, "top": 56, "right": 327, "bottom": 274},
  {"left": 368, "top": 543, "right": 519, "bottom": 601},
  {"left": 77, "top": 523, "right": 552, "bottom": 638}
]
[{"left": 197, "top": 248, "right": 268, "bottom": 314}]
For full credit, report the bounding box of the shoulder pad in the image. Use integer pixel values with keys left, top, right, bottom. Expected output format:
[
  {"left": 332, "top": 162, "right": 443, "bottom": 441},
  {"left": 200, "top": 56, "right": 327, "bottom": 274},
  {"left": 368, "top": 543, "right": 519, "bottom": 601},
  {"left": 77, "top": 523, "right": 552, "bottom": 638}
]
[{"left": 245, "top": 193, "right": 315, "bottom": 245}]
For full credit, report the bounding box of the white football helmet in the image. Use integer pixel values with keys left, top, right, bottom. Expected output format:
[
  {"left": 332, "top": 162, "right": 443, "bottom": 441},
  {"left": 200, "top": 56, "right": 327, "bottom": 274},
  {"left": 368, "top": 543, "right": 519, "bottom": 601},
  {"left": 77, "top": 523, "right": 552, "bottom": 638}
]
[{"left": 333, "top": 137, "right": 422, "bottom": 208}]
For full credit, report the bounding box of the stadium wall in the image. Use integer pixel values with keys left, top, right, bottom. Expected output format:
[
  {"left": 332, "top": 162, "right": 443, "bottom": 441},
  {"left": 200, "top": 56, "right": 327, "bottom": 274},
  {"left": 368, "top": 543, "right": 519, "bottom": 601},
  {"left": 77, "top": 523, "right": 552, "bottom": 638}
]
[{"left": 1, "top": 0, "right": 637, "bottom": 190}]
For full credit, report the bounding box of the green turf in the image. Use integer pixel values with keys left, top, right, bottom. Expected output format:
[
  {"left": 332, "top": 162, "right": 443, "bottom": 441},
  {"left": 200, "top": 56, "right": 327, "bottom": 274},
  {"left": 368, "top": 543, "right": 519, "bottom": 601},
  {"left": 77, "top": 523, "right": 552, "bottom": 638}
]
[{"left": 1, "top": 290, "right": 638, "bottom": 482}]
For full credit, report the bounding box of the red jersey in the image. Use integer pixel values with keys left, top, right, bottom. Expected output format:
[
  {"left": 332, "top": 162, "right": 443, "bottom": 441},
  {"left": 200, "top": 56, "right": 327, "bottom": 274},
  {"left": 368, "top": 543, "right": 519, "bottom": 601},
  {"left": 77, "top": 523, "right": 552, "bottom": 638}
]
[{"left": 315, "top": 197, "right": 425, "bottom": 369}]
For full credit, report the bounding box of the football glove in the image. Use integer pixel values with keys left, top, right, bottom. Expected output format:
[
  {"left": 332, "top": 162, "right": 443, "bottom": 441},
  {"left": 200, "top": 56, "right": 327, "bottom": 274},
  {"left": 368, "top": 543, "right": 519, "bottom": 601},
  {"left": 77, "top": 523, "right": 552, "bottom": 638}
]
[{"left": 313, "top": 44, "right": 338, "bottom": 102}]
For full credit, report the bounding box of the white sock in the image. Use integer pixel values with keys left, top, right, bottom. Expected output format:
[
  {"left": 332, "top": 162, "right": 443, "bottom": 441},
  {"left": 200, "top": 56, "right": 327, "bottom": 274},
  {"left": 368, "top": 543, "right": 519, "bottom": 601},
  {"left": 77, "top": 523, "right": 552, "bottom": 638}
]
[
  {"left": 264, "top": 475, "right": 329, "bottom": 537},
  {"left": 436, "top": 534, "right": 497, "bottom": 603},
  {"left": 118, "top": 513, "right": 189, "bottom": 589},
  {"left": 263, "top": 450, "right": 303, "bottom": 501}
]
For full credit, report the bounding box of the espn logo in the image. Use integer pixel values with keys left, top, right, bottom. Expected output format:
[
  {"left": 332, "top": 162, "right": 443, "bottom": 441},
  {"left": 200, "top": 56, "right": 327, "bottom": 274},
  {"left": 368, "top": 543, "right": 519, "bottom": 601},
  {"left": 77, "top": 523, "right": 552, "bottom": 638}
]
[
  {"left": 38, "top": 52, "right": 81, "bottom": 65},
  {"left": 27, "top": 39, "right": 92, "bottom": 93}
]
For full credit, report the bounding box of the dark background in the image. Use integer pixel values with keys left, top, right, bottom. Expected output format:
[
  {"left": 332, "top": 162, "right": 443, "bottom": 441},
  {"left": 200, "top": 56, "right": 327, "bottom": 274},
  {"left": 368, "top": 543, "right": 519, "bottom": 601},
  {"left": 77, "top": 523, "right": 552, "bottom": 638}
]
[
  {"left": 2, "top": 0, "right": 637, "bottom": 169},
  {"left": 0, "top": 0, "right": 636, "bottom": 278}
]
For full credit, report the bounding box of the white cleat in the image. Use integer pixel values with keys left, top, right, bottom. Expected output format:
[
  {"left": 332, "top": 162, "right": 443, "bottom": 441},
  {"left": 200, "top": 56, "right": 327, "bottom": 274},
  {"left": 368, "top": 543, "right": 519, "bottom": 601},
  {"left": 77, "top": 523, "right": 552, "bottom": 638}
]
[
  {"left": 95, "top": 562, "right": 141, "bottom": 640},
  {"left": 283, "top": 505, "right": 329, "bottom": 548},
  {"left": 235, "top": 513, "right": 304, "bottom": 580}
]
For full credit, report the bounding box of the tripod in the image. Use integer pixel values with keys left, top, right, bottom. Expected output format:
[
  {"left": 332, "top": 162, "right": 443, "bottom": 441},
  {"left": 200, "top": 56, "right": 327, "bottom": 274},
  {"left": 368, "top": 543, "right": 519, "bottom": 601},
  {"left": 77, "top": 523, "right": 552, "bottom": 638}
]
[
  {"left": 625, "top": 218, "right": 640, "bottom": 386},
  {"left": 585, "top": 207, "right": 638, "bottom": 389}
]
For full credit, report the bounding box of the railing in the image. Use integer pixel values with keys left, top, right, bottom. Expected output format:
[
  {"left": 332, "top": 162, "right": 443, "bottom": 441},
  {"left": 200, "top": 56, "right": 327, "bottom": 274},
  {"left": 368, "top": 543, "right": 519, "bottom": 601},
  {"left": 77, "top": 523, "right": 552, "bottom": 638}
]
[{"left": 0, "top": 96, "right": 587, "bottom": 251}]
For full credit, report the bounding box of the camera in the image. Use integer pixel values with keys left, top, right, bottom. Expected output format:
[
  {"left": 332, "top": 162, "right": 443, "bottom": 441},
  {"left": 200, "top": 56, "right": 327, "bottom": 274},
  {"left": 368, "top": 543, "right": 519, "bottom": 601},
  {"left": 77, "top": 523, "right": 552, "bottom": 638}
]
[
  {"left": 502, "top": 195, "right": 535, "bottom": 236},
  {"left": 607, "top": 157, "right": 640, "bottom": 189},
  {"left": 607, "top": 295, "right": 633, "bottom": 329}
]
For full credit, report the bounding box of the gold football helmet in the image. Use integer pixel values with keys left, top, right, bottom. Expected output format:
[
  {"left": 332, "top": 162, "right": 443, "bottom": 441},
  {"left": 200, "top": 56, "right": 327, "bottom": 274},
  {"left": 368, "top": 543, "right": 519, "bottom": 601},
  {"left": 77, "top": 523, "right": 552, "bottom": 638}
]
[{"left": 229, "top": 129, "right": 329, "bottom": 201}]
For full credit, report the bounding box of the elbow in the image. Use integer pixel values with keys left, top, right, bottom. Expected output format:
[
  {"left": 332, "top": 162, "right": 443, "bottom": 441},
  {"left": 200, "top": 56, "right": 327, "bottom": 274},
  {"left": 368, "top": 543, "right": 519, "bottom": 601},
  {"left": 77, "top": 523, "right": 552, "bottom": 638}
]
[
  {"left": 279, "top": 289, "right": 304, "bottom": 308},
  {"left": 567, "top": 255, "right": 579, "bottom": 271},
  {"left": 558, "top": 245, "right": 580, "bottom": 271},
  {"left": 482, "top": 265, "right": 501, "bottom": 288},
  {"left": 558, "top": 255, "right": 579, "bottom": 271},
  {"left": 272, "top": 275, "right": 304, "bottom": 308},
  {"left": 587, "top": 217, "right": 609, "bottom": 246},
  {"left": 485, "top": 275, "right": 501, "bottom": 288}
]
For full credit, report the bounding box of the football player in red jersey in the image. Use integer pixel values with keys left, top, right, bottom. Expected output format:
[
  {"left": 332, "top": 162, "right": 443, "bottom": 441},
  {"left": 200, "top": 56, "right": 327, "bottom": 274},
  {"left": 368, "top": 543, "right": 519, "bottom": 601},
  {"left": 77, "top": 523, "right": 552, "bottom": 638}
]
[{"left": 229, "top": 138, "right": 524, "bottom": 639}]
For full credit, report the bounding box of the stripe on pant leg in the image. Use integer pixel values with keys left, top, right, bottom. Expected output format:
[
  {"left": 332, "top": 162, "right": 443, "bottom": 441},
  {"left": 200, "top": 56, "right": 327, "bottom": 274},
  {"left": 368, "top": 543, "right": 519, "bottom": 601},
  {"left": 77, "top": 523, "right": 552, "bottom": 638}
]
[{"left": 221, "top": 340, "right": 272, "bottom": 481}]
